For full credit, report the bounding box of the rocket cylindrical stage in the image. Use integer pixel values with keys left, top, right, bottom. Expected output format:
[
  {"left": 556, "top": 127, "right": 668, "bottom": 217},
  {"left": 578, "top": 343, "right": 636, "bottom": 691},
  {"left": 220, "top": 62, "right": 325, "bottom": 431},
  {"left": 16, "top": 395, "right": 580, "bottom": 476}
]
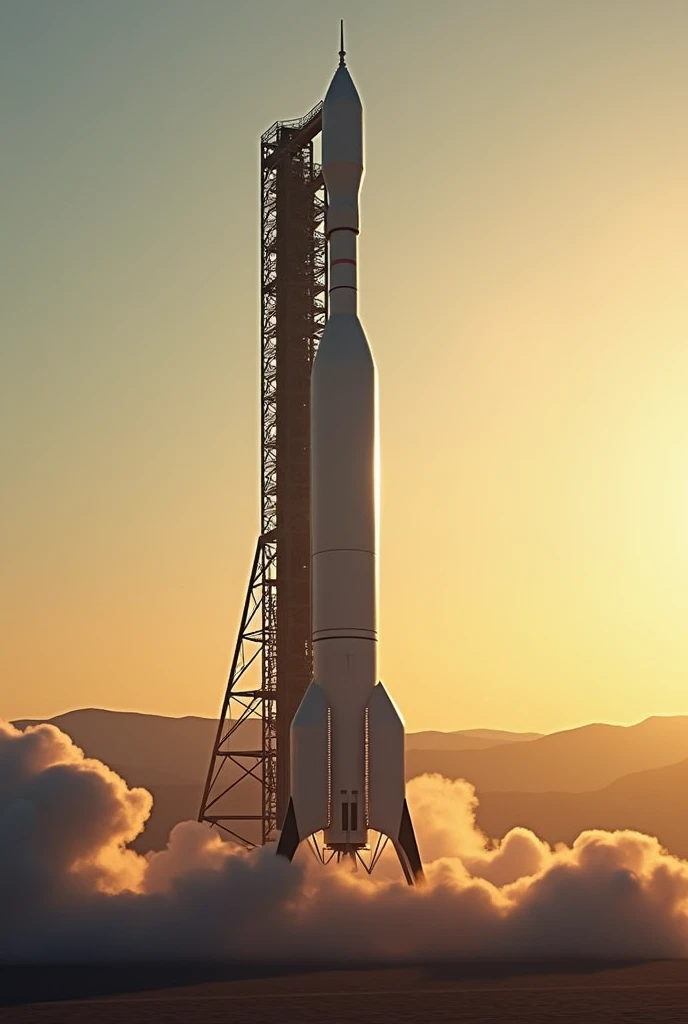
[{"left": 276, "top": 33, "right": 423, "bottom": 884}]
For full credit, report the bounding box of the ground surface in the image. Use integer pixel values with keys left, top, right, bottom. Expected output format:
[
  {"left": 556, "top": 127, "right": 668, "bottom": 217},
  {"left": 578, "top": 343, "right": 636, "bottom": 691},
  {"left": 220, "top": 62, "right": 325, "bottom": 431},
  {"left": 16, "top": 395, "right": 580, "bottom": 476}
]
[{"left": 3, "top": 960, "right": 688, "bottom": 1023}]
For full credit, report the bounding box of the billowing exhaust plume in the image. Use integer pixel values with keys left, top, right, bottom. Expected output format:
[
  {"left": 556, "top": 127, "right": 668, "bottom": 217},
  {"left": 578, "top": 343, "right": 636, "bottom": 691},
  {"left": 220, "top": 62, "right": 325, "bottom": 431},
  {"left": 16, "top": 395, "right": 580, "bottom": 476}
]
[{"left": 3, "top": 717, "right": 688, "bottom": 963}]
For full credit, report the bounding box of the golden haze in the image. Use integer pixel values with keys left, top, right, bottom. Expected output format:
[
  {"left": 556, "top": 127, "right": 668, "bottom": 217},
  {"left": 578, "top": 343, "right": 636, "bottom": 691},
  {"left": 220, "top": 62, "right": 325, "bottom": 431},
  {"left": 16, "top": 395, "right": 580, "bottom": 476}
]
[{"left": 2, "top": 1, "right": 688, "bottom": 730}]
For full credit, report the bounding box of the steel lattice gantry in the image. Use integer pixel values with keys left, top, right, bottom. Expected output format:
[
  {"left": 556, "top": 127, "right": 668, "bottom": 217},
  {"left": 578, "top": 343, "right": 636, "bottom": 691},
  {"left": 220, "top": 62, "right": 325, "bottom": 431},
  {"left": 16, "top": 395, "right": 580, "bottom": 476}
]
[{"left": 198, "top": 103, "right": 327, "bottom": 847}]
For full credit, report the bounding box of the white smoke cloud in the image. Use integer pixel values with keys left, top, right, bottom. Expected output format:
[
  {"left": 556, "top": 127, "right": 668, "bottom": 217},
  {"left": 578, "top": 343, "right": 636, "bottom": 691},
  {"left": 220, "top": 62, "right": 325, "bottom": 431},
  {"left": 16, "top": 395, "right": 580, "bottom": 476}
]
[{"left": 3, "top": 717, "right": 688, "bottom": 963}]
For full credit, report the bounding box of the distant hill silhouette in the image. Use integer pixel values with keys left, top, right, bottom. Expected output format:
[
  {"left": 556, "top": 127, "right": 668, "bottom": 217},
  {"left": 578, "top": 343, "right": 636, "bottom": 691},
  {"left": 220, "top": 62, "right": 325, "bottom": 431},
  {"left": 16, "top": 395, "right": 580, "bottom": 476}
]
[
  {"left": 406, "top": 716, "right": 688, "bottom": 792},
  {"left": 476, "top": 756, "right": 688, "bottom": 860},
  {"left": 11, "top": 708, "right": 537, "bottom": 784},
  {"left": 406, "top": 729, "right": 541, "bottom": 751},
  {"left": 9, "top": 708, "right": 543, "bottom": 853},
  {"left": 11, "top": 709, "right": 688, "bottom": 857},
  {"left": 12, "top": 709, "right": 235, "bottom": 787}
]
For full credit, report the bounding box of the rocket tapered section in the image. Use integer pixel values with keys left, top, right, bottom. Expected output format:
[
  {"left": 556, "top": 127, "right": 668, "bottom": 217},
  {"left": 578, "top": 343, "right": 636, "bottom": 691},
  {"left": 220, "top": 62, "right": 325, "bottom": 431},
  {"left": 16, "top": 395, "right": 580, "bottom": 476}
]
[{"left": 276, "top": 34, "right": 423, "bottom": 885}]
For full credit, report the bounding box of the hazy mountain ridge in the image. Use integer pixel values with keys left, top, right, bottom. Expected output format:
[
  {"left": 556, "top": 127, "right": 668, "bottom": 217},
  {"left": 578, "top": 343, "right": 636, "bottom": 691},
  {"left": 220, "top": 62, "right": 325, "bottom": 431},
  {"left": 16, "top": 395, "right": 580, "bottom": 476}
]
[
  {"left": 11, "top": 709, "right": 238, "bottom": 788},
  {"left": 10, "top": 708, "right": 688, "bottom": 857},
  {"left": 11, "top": 708, "right": 539, "bottom": 784},
  {"left": 406, "top": 729, "right": 542, "bottom": 751},
  {"left": 476, "top": 755, "right": 688, "bottom": 860},
  {"left": 406, "top": 716, "right": 688, "bottom": 792}
]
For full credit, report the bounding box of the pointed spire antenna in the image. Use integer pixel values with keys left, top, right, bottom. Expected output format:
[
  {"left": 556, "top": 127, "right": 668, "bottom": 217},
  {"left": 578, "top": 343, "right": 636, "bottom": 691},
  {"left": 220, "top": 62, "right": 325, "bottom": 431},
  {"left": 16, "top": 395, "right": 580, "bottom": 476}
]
[{"left": 338, "top": 19, "right": 346, "bottom": 66}]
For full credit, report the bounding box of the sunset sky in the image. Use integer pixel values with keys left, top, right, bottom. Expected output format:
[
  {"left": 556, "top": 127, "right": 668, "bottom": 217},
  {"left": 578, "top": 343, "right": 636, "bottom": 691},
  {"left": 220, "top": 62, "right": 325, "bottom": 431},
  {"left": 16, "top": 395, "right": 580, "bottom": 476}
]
[{"left": 3, "top": 0, "right": 688, "bottom": 732}]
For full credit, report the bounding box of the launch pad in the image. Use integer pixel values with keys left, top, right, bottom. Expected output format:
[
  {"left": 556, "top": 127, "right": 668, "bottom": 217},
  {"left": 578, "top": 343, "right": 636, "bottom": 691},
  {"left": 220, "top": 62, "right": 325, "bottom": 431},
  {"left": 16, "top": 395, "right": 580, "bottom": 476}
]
[{"left": 198, "top": 103, "right": 327, "bottom": 846}]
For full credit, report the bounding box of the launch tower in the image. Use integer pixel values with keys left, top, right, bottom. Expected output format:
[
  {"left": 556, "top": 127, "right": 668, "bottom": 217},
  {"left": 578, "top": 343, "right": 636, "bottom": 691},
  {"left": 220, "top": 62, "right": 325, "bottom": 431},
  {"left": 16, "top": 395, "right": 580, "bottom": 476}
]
[{"left": 198, "top": 103, "right": 327, "bottom": 846}]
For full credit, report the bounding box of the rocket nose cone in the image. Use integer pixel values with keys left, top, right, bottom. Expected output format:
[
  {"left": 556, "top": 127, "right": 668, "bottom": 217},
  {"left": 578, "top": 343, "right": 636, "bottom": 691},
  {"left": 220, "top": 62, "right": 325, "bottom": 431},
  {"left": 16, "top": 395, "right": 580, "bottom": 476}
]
[
  {"left": 323, "top": 65, "right": 363, "bottom": 168},
  {"left": 324, "top": 65, "right": 362, "bottom": 109}
]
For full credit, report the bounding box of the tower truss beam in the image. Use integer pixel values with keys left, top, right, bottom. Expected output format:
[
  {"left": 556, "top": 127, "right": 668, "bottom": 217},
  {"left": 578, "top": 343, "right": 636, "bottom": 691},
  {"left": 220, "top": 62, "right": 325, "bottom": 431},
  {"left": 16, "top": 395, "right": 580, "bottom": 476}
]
[{"left": 199, "top": 103, "right": 327, "bottom": 846}]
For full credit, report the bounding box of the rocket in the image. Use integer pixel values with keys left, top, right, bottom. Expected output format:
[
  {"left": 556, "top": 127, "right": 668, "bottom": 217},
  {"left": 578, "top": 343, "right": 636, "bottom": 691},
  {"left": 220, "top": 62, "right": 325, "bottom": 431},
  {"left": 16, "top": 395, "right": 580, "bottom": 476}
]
[{"left": 276, "top": 28, "right": 424, "bottom": 885}]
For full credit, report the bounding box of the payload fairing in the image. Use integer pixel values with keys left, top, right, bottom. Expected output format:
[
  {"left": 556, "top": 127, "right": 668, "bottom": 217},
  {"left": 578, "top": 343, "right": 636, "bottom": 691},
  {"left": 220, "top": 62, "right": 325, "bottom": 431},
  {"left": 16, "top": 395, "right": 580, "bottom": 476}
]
[{"left": 276, "top": 31, "right": 423, "bottom": 884}]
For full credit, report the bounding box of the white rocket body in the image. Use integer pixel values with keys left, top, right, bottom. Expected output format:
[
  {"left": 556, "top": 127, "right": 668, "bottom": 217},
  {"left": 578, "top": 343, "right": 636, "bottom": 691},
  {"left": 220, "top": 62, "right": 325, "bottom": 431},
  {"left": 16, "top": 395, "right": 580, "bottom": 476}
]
[{"left": 277, "top": 45, "right": 423, "bottom": 884}]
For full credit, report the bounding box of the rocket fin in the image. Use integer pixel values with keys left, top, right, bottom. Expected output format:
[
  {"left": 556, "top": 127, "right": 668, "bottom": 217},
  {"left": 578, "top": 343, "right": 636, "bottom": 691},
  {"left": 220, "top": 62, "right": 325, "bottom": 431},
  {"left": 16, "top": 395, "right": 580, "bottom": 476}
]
[
  {"left": 393, "top": 798, "right": 425, "bottom": 884},
  {"left": 276, "top": 680, "right": 330, "bottom": 856},
  {"left": 366, "top": 681, "right": 405, "bottom": 839},
  {"left": 367, "top": 682, "right": 424, "bottom": 884}
]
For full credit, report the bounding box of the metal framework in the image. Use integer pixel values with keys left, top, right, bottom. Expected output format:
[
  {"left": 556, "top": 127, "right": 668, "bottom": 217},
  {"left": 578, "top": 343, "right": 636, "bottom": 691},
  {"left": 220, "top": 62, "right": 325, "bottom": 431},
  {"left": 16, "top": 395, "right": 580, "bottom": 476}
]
[
  {"left": 199, "top": 102, "right": 327, "bottom": 847},
  {"left": 307, "top": 831, "right": 391, "bottom": 875}
]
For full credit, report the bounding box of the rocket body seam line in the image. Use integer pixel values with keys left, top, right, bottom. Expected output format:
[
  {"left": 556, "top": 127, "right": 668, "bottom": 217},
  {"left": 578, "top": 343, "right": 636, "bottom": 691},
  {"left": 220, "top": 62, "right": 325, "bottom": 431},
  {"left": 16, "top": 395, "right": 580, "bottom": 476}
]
[
  {"left": 313, "top": 547, "right": 375, "bottom": 555},
  {"left": 312, "top": 635, "right": 378, "bottom": 643},
  {"left": 313, "top": 627, "right": 378, "bottom": 633}
]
